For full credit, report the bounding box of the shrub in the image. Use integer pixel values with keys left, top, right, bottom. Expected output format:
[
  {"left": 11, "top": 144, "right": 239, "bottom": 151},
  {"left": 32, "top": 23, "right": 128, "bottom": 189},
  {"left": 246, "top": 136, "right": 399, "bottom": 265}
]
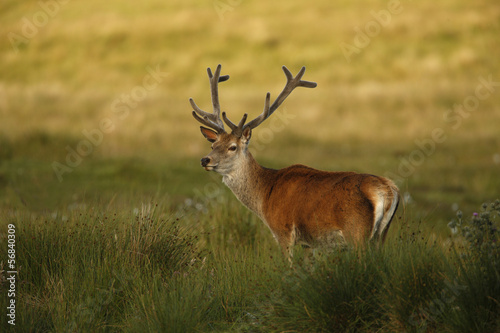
[
  {"left": 448, "top": 200, "right": 500, "bottom": 263},
  {"left": 446, "top": 200, "right": 500, "bottom": 332}
]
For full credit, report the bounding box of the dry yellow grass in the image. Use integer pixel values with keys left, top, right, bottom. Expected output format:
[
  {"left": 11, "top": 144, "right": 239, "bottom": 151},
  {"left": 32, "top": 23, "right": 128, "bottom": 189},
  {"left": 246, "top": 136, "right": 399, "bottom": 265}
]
[
  {"left": 1, "top": 1, "right": 499, "bottom": 148},
  {"left": 0, "top": 0, "right": 499, "bottom": 216}
]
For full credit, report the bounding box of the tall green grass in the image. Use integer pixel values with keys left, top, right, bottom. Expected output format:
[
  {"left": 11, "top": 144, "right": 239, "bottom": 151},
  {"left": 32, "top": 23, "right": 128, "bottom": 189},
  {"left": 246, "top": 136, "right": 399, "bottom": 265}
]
[
  {"left": 1, "top": 203, "right": 205, "bottom": 331},
  {"left": 1, "top": 200, "right": 498, "bottom": 331},
  {"left": 1, "top": 0, "right": 500, "bottom": 223}
]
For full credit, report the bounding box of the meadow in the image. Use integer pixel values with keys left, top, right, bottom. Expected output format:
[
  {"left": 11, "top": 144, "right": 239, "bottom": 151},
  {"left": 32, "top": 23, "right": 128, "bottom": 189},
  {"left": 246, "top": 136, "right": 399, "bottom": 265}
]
[{"left": 1, "top": 0, "right": 499, "bottom": 331}]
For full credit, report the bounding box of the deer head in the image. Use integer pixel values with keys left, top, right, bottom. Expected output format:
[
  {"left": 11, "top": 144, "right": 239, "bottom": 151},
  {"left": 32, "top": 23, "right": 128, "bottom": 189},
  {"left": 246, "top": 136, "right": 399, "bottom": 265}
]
[{"left": 190, "top": 64, "right": 317, "bottom": 176}]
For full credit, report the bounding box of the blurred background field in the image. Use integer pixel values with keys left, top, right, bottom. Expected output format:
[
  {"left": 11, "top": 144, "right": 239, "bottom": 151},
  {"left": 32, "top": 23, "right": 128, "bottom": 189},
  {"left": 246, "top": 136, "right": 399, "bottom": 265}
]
[
  {"left": 1, "top": 0, "right": 500, "bottom": 331},
  {"left": 1, "top": 0, "right": 499, "bottom": 233},
  {"left": 0, "top": 0, "right": 500, "bottom": 224}
]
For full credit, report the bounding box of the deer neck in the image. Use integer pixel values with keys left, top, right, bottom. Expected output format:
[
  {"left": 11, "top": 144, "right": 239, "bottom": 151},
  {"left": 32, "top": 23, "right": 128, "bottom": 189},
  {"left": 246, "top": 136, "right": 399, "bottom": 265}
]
[{"left": 222, "top": 152, "right": 274, "bottom": 219}]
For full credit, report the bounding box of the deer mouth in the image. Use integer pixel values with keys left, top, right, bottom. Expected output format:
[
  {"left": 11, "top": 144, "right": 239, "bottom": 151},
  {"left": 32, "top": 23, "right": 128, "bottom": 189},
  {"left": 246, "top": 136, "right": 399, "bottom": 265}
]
[{"left": 203, "top": 164, "right": 218, "bottom": 171}]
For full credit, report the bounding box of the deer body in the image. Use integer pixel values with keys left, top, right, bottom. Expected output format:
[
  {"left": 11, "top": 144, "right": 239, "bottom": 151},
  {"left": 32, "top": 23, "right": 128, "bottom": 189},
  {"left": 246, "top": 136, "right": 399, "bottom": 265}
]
[{"left": 190, "top": 65, "right": 399, "bottom": 257}]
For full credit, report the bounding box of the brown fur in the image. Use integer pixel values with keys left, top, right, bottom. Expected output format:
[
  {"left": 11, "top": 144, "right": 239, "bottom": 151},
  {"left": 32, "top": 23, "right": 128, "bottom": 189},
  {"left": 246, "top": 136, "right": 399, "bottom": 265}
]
[{"left": 219, "top": 151, "right": 400, "bottom": 256}]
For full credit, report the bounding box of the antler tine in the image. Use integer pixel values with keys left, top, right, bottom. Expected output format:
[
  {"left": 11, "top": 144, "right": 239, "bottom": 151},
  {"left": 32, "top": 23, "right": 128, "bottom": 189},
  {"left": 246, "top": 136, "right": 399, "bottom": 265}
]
[
  {"left": 222, "top": 112, "right": 237, "bottom": 132},
  {"left": 245, "top": 66, "right": 317, "bottom": 130},
  {"left": 191, "top": 109, "right": 224, "bottom": 133},
  {"left": 207, "top": 65, "right": 223, "bottom": 119},
  {"left": 244, "top": 92, "right": 271, "bottom": 130},
  {"left": 223, "top": 112, "right": 248, "bottom": 137},
  {"left": 190, "top": 64, "right": 230, "bottom": 133}
]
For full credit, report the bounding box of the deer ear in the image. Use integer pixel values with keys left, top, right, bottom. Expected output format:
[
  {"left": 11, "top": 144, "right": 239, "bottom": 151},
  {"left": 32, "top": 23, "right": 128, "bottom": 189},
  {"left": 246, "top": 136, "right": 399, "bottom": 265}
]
[
  {"left": 241, "top": 127, "right": 252, "bottom": 144},
  {"left": 200, "top": 127, "right": 218, "bottom": 143}
]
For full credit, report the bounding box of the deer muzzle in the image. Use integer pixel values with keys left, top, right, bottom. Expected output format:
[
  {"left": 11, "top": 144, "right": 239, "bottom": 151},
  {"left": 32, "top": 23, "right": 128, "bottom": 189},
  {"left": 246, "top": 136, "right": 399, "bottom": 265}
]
[{"left": 200, "top": 157, "right": 217, "bottom": 171}]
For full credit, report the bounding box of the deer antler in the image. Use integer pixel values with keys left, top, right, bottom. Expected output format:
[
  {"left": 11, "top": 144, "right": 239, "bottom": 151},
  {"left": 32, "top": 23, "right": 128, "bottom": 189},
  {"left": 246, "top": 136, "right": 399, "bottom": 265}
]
[
  {"left": 246, "top": 66, "right": 317, "bottom": 129},
  {"left": 190, "top": 64, "right": 230, "bottom": 133},
  {"left": 223, "top": 66, "right": 317, "bottom": 135}
]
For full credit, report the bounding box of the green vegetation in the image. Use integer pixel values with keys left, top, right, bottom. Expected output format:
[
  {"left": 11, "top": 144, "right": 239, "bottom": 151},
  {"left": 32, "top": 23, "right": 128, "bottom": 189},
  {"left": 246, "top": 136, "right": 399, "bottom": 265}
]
[
  {"left": 1, "top": 0, "right": 499, "bottom": 331},
  {"left": 1, "top": 200, "right": 499, "bottom": 331}
]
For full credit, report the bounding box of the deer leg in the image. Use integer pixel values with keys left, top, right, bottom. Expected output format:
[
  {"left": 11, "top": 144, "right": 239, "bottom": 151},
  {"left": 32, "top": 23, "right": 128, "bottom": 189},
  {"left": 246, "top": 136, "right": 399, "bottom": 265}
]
[{"left": 275, "top": 230, "right": 296, "bottom": 266}]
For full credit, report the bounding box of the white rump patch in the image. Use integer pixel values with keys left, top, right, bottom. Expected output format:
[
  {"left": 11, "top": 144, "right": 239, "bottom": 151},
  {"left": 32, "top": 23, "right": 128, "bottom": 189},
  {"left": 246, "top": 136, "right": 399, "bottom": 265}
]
[
  {"left": 370, "top": 192, "right": 385, "bottom": 240},
  {"left": 377, "top": 188, "right": 399, "bottom": 238}
]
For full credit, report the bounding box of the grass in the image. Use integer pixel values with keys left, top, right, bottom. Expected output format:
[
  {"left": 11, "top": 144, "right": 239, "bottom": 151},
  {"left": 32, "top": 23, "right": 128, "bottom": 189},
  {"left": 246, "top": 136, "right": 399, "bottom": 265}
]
[
  {"left": 1, "top": 200, "right": 498, "bottom": 331},
  {"left": 1, "top": 0, "right": 500, "bottom": 331}
]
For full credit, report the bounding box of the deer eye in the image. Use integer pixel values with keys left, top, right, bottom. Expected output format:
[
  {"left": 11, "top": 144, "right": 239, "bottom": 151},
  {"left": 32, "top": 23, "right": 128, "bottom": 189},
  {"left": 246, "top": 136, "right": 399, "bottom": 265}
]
[{"left": 228, "top": 145, "right": 237, "bottom": 152}]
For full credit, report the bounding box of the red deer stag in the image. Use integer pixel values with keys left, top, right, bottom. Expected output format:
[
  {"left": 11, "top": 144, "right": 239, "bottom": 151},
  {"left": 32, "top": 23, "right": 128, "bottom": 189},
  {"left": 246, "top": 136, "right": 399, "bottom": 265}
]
[{"left": 190, "top": 64, "right": 399, "bottom": 258}]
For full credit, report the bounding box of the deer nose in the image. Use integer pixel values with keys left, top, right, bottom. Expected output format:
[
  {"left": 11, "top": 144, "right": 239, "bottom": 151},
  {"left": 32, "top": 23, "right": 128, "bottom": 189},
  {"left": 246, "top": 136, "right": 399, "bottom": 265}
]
[{"left": 200, "top": 157, "right": 211, "bottom": 167}]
